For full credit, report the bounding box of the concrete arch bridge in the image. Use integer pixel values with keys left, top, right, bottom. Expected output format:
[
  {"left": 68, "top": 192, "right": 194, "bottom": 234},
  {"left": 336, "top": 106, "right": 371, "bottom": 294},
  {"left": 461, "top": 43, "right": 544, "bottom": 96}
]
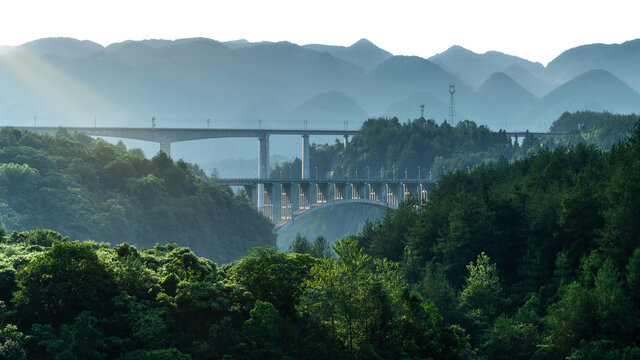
[{"left": 210, "top": 178, "right": 436, "bottom": 231}]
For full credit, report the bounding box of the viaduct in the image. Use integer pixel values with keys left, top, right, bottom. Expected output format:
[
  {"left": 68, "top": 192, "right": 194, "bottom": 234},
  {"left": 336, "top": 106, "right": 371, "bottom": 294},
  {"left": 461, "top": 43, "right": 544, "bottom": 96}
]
[{"left": 12, "top": 125, "right": 563, "bottom": 229}]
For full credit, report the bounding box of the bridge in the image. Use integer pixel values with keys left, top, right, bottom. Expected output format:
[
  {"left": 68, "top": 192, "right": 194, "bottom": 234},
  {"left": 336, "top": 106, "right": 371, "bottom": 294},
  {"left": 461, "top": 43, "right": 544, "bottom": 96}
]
[
  {"left": 13, "top": 125, "right": 564, "bottom": 210},
  {"left": 212, "top": 177, "right": 437, "bottom": 231}
]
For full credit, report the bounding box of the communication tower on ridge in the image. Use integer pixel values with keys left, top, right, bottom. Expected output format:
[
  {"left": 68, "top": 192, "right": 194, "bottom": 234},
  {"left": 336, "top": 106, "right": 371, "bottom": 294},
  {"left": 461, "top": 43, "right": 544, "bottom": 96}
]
[{"left": 448, "top": 84, "right": 456, "bottom": 124}]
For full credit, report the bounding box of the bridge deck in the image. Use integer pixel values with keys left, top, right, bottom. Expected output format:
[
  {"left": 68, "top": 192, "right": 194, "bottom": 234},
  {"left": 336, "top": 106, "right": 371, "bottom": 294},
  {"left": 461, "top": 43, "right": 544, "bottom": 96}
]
[
  {"left": 12, "top": 126, "right": 564, "bottom": 143},
  {"left": 211, "top": 178, "right": 438, "bottom": 186}
]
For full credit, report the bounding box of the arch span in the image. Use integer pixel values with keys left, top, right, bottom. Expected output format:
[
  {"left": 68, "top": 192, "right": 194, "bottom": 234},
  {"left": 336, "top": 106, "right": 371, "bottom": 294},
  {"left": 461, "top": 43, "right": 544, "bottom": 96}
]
[{"left": 274, "top": 199, "right": 397, "bottom": 232}]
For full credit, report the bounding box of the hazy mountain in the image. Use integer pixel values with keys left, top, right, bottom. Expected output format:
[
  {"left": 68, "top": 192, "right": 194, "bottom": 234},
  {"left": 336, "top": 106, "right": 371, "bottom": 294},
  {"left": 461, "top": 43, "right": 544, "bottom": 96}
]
[
  {"left": 2, "top": 36, "right": 640, "bottom": 161},
  {"left": 304, "top": 38, "right": 393, "bottom": 72},
  {"left": 20, "top": 37, "right": 103, "bottom": 58},
  {"left": 363, "top": 55, "right": 470, "bottom": 114},
  {"left": 477, "top": 72, "right": 536, "bottom": 123},
  {"left": 546, "top": 39, "right": 640, "bottom": 91},
  {"left": 429, "top": 45, "right": 547, "bottom": 94},
  {"left": 289, "top": 91, "right": 368, "bottom": 126},
  {"left": 502, "top": 63, "right": 552, "bottom": 97},
  {"left": 521, "top": 69, "right": 640, "bottom": 130},
  {"left": 384, "top": 92, "right": 459, "bottom": 122}
]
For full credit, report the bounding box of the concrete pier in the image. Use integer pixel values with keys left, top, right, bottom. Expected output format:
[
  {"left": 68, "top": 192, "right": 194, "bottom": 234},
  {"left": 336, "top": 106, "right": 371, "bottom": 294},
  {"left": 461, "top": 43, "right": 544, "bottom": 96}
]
[
  {"left": 298, "top": 183, "right": 310, "bottom": 210},
  {"left": 281, "top": 183, "right": 292, "bottom": 221}
]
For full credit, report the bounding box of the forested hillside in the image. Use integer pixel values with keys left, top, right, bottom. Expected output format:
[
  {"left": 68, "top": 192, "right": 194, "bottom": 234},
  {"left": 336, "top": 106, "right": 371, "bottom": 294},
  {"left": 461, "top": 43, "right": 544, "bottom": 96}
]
[
  {"left": 1, "top": 120, "right": 639, "bottom": 359},
  {"left": 0, "top": 128, "right": 274, "bottom": 263},
  {"left": 275, "top": 112, "right": 637, "bottom": 182},
  {"left": 349, "top": 119, "right": 640, "bottom": 358}
]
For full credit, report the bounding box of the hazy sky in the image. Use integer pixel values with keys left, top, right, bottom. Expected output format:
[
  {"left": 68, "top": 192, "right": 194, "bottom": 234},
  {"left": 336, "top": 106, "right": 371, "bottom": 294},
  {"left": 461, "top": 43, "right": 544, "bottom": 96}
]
[{"left": 1, "top": 0, "right": 639, "bottom": 65}]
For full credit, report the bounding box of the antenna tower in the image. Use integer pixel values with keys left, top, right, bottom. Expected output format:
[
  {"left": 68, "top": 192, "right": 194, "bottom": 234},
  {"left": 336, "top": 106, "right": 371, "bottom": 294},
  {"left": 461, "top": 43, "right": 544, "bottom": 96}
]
[
  {"left": 420, "top": 104, "right": 425, "bottom": 119},
  {"left": 448, "top": 84, "right": 456, "bottom": 124}
]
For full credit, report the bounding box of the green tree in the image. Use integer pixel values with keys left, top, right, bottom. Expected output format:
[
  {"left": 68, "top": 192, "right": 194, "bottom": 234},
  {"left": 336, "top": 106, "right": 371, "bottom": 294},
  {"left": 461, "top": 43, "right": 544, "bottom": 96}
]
[
  {"left": 12, "top": 242, "right": 116, "bottom": 328},
  {"left": 459, "top": 252, "right": 502, "bottom": 324},
  {"left": 231, "top": 248, "right": 315, "bottom": 317},
  {"left": 0, "top": 324, "right": 27, "bottom": 360},
  {"left": 241, "top": 300, "right": 285, "bottom": 360}
]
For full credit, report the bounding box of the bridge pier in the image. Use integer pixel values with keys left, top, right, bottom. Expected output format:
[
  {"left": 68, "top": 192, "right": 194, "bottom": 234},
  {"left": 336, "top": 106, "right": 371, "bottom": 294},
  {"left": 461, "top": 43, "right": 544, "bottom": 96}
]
[
  {"left": 420, "top": 184, "right": 428, "bottom": 202},
  {"left": 334, "top": 183, "right": 346, "bottom": 200},
  {"left": 302, "top": 134, "right": 310, "bottom": 179},
  {"left": 403, "top": 183, "right": 415, "bottom": 202},
  {"left": 369, "top": 183, "right": 383, "bottom": 203},
  {"left": 351, "top": 182, "right": 364, "bottom": 200},
  {"left": 257, "top": 135, "right": 270, "bottom": 210},
  {"left": 159, "top": 138, "right": 171, "bottom": 157},
  {"left": 316, "top": 183, "right": 329, "bottom": 204},
  {"left": 243, "top": 185, "right": 258, "bottom": 208},
  {"left": 343, "top": 135, "right": 348, "bottom": 149},
  {"left": 298, "top": 183, "right": 310, "bottom": 210},
  {"left": 386, "top": 183, "right": 400, "bottom": 207},
  {"left": 263, "top": 183, "right": 274, "bottom": 221},
  {"left": 281, "top": 183, "right": 292, "bottom": 221}
]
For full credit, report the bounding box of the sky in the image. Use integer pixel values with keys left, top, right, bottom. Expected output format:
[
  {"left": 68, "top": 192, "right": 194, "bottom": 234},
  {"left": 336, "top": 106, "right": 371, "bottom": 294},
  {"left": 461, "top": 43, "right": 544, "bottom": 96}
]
[{"left": 1, "top": 0, "right": 639, "bottom": 65}]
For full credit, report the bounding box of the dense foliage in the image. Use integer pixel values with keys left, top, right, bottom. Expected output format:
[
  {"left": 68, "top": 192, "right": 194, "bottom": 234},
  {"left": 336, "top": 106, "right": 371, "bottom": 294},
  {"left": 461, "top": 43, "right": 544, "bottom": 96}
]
[
  {"left": 276, "top": 112, "right": 637, "bottom": 181},
  {"left": 1, "top": 113, "right": 639, "bottom": 359},
  {"left": 0, "top": 231, "right": 473, "bottom": 359},
  {"left": 275, "top": 117, "right": 523, "bottom": 180},
  {"left": 351, "top": 119, "right": 640, "bottom": 358},
  {"left": 0, "top": 128, "right": 274, "bottom": 263},
  {"left": 549, "top": 111, "right": 639, "bottom": 150}
]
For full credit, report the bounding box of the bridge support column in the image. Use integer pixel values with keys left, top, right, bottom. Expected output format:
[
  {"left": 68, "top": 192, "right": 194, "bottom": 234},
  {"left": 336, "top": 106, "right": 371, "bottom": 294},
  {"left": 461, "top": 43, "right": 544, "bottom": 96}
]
[
  {"left": 159, "top": 138, "right": 171, "bottom": 157},
  {"left": 301, "top": 134, "right": 310, "bottom": 179},
  {"left": 386, "top": 183, "right": 399, "bottom": 207},
  {"left": 343, "top": 135, "right": 348, "bottom": 149},
  {"left": 420, "top": 184, "right": 428, "bottom": 202},
  {"left": 351, "top": 182, "right": 364, "bottom": 200},
  {"left": 298, "top": 183, "right": 310, "bottom": 210},
  {"left": 263, "top": 183, "right": 274, "bottom": 221},
  {"left": 316, "top": 183, "right": 328, "bottom": 204},
  {"left": 369, "top": 183, "right": 383, "bottom": 203},
  {"left": 281, "top": 183, "right": 292, "bottom": 221},
  {"left": 334, "top": 183, "right": 346, "bottom": 200},
  {"left": 402, "top": 183, "right": 415, "bottom": 202},
  {"left": 243, "top": 185, "right": 258, "bottom": 208},
  {"left": 257, "top": 135, "right": 270, "bottom": 210}
]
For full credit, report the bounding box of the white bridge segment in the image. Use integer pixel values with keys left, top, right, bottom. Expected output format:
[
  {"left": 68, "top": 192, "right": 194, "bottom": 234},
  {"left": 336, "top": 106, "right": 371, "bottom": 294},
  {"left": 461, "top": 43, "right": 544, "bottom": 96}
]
[{"left": 12, "top": 126, "right": 360, "bottom": 143}]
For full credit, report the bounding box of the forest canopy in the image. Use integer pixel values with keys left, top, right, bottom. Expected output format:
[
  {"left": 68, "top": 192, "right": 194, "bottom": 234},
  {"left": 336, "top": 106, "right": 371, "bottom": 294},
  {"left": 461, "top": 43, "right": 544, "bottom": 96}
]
[{"left": 0, "top": 127, "right": 274, "bottom": 263}]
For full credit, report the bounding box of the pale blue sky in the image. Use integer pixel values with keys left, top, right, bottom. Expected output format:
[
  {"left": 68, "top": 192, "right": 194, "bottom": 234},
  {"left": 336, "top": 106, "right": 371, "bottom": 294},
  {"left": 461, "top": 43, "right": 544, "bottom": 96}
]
[{"left": 1, "top": 0, "right": 639, "bottom": 65}]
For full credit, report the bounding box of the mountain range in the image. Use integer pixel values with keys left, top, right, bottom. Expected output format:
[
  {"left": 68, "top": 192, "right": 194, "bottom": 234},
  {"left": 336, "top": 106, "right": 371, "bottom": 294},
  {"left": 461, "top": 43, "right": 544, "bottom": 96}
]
[{"left": 1, "top": 36, "right": 639, "bottom": 162}]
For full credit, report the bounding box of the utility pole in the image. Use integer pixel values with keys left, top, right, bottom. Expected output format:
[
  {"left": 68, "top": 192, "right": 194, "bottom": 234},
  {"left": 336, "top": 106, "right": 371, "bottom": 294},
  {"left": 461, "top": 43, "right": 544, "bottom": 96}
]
[{"left": 152, "top": 117, "right": 156, "bottom": 128}]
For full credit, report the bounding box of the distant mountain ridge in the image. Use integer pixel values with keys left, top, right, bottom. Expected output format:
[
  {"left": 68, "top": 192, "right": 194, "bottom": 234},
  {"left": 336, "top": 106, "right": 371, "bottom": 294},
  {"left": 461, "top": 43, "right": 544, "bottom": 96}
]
[{"left": 0, "top": 36, "right": 639, "bottom": 162}]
